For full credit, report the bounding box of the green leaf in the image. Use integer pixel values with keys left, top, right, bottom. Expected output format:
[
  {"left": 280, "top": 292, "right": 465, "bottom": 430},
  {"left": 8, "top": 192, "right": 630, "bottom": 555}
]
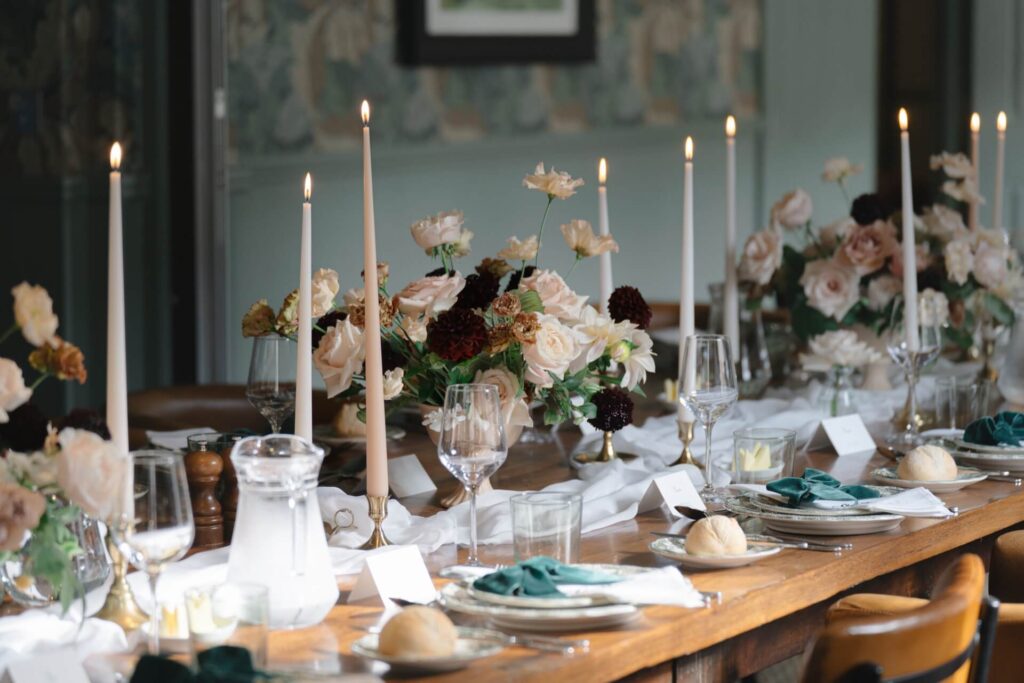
[
  {"left": 791, "top": 302, "right": 838, "bottom": 341},
  {"left": 517, "top": 290, "right": 544, "bottom": 313},
  {"left": 944, "top": 324, "right": 974, "bottom": 350},
  {"left": 982, "top": 292, "right": 1016, "bottom": 327}
]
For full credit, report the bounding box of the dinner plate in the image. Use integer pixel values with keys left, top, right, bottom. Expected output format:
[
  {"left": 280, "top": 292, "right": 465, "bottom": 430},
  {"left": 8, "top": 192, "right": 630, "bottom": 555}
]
[
  {"left": 744, "top": 486, "right": 902, "bottom": 518},
  {"left": 951, "top": 450, "right": 1024, "bottom": 474},
  {"left": 952, "top": 438, "right": 1024, "bottom": 455},
  {"left": 312, "top": 424, "right": 406, "bottom": 446},
  {"left": 921, "top": 428, "right": 964, "bottom": 441},
  {"left": 465, "top": 585, "right": 619, "bottom": 610},
  {"left": 871, "top": 466, "right": 988, "bottom": 493},
  {"left": 724, "top": 493, "right": 904, "bottom": 536},
  {"left": 350, "top": 627, "right": 504, "bottom": 674},
  {"left": 649, "top": 537, "right": 782, "bottom": 569}
]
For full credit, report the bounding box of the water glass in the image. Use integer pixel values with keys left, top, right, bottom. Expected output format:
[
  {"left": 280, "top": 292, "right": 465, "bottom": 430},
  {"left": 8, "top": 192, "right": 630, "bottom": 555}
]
[
  {"left": 510, "top": 492, "right": 582, "bottom": 564},
  {"left": 885, "top": 298, "right": 942, "bottom": 448},
  {"left": 933, "top": 377, "right": 989, "bottom": 430},
  {"left": 186, "top": 583, "right": 269, "bottom": 668},
  {"left": 246, "top": 334, "right": 297, "bottom": 433},
  {"left": 732, "top": 428, "right": 796, "bottom": 484}
]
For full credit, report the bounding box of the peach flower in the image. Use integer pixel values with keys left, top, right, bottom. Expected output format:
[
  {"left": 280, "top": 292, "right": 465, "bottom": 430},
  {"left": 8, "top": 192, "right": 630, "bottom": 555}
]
[
  {"left": 57, "top": 428, "right": 128, "bottom": 521},
  {"left": 519, "top": 270, "right": 587, "bottom": 322},
  {"left": 799, "top": 259, "right": 860, "bottom": 320},
  {"left": 835, "top": 220, "right": 897, "bottom": 275}
]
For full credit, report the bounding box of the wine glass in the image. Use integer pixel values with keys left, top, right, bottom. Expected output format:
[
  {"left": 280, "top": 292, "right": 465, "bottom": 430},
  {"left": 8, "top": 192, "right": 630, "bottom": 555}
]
[
  {"left": 112, "top": 451, "right": 194, "bottom": 654},
  {"left": 680, "top": 334, "right": 738, "bottom": 503},
  {"left": 885, "top": 297, "right": 942, "bottom": 449},
  {"left": 246, "top": 334, "right": 297, "bottom": 433},
  {"left": 437, "top": 384, "right": 507, "bottom": 576}
]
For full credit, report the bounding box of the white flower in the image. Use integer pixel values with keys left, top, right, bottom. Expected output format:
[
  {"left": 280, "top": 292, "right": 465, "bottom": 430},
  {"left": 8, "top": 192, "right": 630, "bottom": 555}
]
[
  {"left": 819, "top": 217, "right": 855, "bottom": 250},
  {"left": 401, "top": 315, "right": 428, "bottom": 343},
  {"left": 5, "top": 451, "right": 57, "bottom": 488},
  {"left": 799, "top": 259, "right": 860, "bottom": 320},
  {"left": 11, "top": 282, "right": 59, "bottom": 348},
  {"left": 0, "top": 358, "right": 32, "bottom": 424},
  {"left": 771, "top": 189, "right": 813, "bottom": 230},
  {"left": 395, "top": 274, "right": 465, "bottom": 318},
  {"left": 382, "top": 368, "right": 405, "bottom": 400},
  {"left": 497, "top": 235, "right": 539, "bottom": 262},
  {"left": 520, "top": 269, "right": 588, "bottom": 322},
  {"left": 918, "top": 289, "right": 950, "bottom": 327},
  {"left": 523, "top": 162, "right": 584, "bottom": 199},
  {"left": 343, "top": 287, "right": 364, "bottom": 308},
  {"left": 421, "top": 408, "right": 444, "bottom": 433},
  {"left": 311, "top": 268, "right": 340, "bottom": 318},
  {"left": 930, "top": 152, "right": 974, "bottom": 179},
  {"left": 452, "top": 229, "right": 474, "bottom": 258},
  {"left": 808, "top": 330, "right": 881, "bottom": 368},
  {"left": 867, "top": 275, "right": 902, "bottom": 311},
  {"left": 922, "top": 205, "right": 967, "bottom": 242},
  {"left": 474, "top": 366, "right": 532, "bottom": 429},
  {"left": 560, "top": 219, "right": 618, "bottom": 258},
  {"left": 973, "top": 228, "right": 1006, "bottom": 249},
  {"left": 942, "top": 178, "right": 984, "bottom": 204},
  {"left": 738, "top": 228, "right": 783, "bottom": 286},
  {"left": 410, "top": 210, "right": 464, "bottom": 251},
  {"left": 523, "top": 315, "right": 579, "bottom": 387},
  {"left": 612, "top": 326, "right": 656, "bottom": 390},
  {"left": 570, "top": 306, "right": 630, "bottom": 372},
  {"left": 821, "top": 157, "right": 863, "bottom": 183},
  {"left": 943, "top": 238, "right": 974, "bottom": 285},
  {"left": 974, "top": 241, "right": 1009, "bottom": 290},
  {"left": 56, "top": 428, "right": 128, "bottom": 521},
  {"left": 313, "top": 319, "right": 365, "bottom": 398}
]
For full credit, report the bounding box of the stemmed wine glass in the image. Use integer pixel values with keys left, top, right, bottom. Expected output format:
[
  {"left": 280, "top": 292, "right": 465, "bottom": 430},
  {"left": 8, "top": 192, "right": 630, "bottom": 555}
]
[
  {"left": 246, "top": 334, "right": 297, "bottom": 433},
  {"left": 437, "top": 384, "right": 507, "bottom": 576},
  {"left": 886, "top": 297, "right": 942, "bottom": 449},
  {"left": 112, "top": 451, "right": 194, "bottom": 654},
  {"left": 680, "top": 334, "right": 738, "bottom": 504}
]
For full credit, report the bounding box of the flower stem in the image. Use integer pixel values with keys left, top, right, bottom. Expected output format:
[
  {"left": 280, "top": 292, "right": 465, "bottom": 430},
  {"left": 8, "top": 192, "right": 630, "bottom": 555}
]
[
  {"left": 838, "top": 179, "right": 851, "bottom": 207},
  {"left": 533, "top": 196, "right": 554, "bottom": 268},
  {"left": 30, "top": 373, "right": 49, "bottom": 391},
  {"left": 567, "top": 255, "right": 581, "bottom": 276},
  {"left": 0, "top": 324, "right": 17, "bottom": 345}
]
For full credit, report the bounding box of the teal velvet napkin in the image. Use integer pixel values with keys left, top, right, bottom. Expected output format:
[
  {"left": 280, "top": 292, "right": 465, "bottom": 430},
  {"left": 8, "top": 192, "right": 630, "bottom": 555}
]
[
  {"left": 472, "top": 556, "right": 621, "bottom": 597},
  {"left": 767, "top": 468, "right": 881, "bottom": 507},
  {"left": 131, "top": 646, "right": 271, "bottom": 682},
  {"left": 964, "top": 411, "right": 1024, "bottom": 447}
]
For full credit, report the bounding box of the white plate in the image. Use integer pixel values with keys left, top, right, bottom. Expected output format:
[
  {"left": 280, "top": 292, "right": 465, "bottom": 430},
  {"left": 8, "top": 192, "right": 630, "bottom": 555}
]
[
  {"left": 953, "top": 438, "right": 1024, "bottom": 455},
  {"left": 921, "top": 428, "right": 964, "bottom": 440},
  {"left": 466, "top": 585, "right": 619, "bottom": 610},
  {"left": 744, "top": 486, "right": 902, "bottom": 518},
  {"left": 951, "top": 450, "right": 1024, "bottom": 474},
  {"left": 313, "top": 424, "right": 406, "bottom": 446},
  {"left": 724, "top": 493, "right": 904, "bottom": 536},
  {"left": 351, "top": 627, "right": 503, "bottom": 674},
  {"left": 649, "top": 537, "right": 781, "bottom": 569},
  {"left": 872, "top": 466, "right": 988, "bottom": 493}
]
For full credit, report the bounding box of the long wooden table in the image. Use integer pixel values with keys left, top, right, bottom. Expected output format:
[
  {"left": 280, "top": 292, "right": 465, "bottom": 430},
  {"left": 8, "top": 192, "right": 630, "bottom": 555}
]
[{"left": 268, "top": 398, "right": 1024, "bottom": 682}]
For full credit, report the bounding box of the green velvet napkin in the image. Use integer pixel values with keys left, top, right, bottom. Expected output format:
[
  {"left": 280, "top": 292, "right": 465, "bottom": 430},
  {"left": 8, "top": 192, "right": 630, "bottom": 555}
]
[
  {"left": 964, "top": 411, "right": 1024, "bottom": 447},
  {"left": 767, "top": 468, "right": 881, "bottom": 507},
  {"left": 472, "top": 556, "right": 621, "bottom": 597},
  {"left": 131, "top": 646, "right": 270, "bottom": 683}
]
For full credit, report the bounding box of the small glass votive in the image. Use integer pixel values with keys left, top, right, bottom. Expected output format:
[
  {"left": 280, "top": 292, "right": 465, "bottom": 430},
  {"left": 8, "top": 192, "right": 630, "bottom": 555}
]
[
  {"left": 732, "top": 428, "right": 797, "bottom": 484},
  {"left": 934, "top": 377, "right": 989, "bottom": 430},
  {"left": 510, "top": 492, "right": 583, "bottom": 564},
  {"left": 185, "top": 582, "right": 269, "bottom": 668}
]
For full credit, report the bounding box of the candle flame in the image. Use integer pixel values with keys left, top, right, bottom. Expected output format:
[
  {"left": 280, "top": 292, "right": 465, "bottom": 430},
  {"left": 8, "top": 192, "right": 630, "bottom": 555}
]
[
  {"left": 304, "top": 172, "right": 312, "bottom": 201},
  {"left": 725, "top": 115, "right": 736, "bottom": 137},
  {"left": 598, "top": 158, "right": 607, "bottom": 185},
  {"left": 970, "top": 112, "right": 980, "bottom": 132},
  {"left": 898, "top": 108, "right": 909, "bottom": 131},
  {"left": 110, "top": 142, "right": 122, "bottom": 170},
  {"left": 684, "top": 136, "right": 694, "bottom": 161},
  {"left": 361, "top": 100, "right": 370, "bottom": 125},
  {"left": 998, "top": 111, "right": 1007, "bottom": 132}
]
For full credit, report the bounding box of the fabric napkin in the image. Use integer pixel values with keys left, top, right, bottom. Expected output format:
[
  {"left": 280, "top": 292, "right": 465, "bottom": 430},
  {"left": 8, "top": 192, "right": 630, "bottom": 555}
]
[
  {"left": 964, "top": 412, "right": 1024, "bottom": 447},
  {"left": 767, "top": 468, "right": 881, "bottom": 506},
  {"left": 736, "top": 483, "right": 952, "bottom": 518},
  {"left": 0, "top": 610, "right": 127, "bottom": 674},
  {"left": 473, "top": 556, "right": 621, "bottom": 597},
  {"left": 559, "top": 566, "right": 707, "bottom": 608}
]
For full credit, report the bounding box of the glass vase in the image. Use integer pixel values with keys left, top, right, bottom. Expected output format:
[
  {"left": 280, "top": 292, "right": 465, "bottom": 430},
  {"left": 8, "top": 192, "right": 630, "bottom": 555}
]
[
  {"left": 709, "top": 283, "right": 772, "bottom": 398},
  {"left": 997, "top": 302, "right": 1024, "bottom": 404},
  {"left": 821, "top": 366, "right": 856, "bottom": 417}
]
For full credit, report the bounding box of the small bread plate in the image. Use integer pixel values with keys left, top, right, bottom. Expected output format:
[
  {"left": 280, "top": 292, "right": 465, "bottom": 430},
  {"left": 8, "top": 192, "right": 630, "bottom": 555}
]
[
  {"left": 351, "top": 626, "right": 504, "bottom": 674},
  {"left": 872, "top": 466, "right": 988, "bottom": 493},
  {"left": 649, "top": 537, "right": 781, "bottom": 570},
  {"left": 313, "top": 424, "right": 406, "bottom": 447}
]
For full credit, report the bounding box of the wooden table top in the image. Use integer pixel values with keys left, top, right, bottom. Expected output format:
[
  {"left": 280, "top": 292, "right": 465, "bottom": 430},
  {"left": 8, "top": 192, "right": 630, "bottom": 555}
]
[{"left": 268, "top": 397, "right": 1024, "bottom": 682}]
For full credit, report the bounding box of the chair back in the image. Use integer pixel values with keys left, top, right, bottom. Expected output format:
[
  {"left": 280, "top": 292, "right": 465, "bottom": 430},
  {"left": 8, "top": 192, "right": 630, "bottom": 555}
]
[{"left": 802, "top": 555, "right": 988, "bottom": 683}]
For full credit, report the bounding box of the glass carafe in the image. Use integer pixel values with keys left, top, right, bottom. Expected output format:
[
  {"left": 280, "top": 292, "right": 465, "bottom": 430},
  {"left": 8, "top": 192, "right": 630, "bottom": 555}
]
[{"left": 227, "top": 435, "right": 338, "bottom": 629}]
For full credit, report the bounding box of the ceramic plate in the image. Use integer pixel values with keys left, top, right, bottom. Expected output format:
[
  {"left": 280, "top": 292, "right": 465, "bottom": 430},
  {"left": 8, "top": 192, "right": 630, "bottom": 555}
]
[
  {"left": 466, "top": 585, "right": 619, "bottom": 610},
  {"left": 744, "top": 486, "right": 903, "bottom": 518},
  {"left": 649, "top": 537, "right": 781, "bottom": 569},
  {"left": 921, "top": 428, "right": 964, "bottom": 441},
  {"left": 351, "top": 627, "right": 504, "bottom": 674},
  {"left": 952, "top": 438, "right": 1024, "bottom": 455},
  {"left": 951, "top": 450, "right": 1024, "bottom": 474},
  {"left": 872, "top": 466, "right": 988, "bottom": 492},
  {"left": 312, "top": 424, "right": 406, "bottom": 446},
  {"left": 724, "top": 493, "right": 904, "bottom": 536}
]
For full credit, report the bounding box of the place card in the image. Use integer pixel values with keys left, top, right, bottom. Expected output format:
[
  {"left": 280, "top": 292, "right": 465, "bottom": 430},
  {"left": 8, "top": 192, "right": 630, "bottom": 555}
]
[
  {"left": 1, "top": 649, "right": 89, "bottom": 683},
  {"left": 387, "top": 454, "right": 437, "bottom": 499},
  {"left": 347, "top": 545, "right": 437, "bottom": 606},
  {"left": 637, "top": 469, "right": 705, "bottom": 517},
  {"left": 807, "top": 415, "right": 876, "bottom": 458}
]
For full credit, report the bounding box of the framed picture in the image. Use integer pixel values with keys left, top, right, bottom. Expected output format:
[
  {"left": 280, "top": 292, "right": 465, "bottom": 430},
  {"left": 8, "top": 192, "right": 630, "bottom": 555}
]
[{"left": 397, "top": 0, "right": 595, "bottom": 65}]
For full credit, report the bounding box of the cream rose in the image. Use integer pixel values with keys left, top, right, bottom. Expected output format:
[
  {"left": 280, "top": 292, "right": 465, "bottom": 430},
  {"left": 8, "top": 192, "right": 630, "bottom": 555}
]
[
  {"left": 452, "top": 229, "right": 474, "bottom": 258},
  {"left": 395, "top": 274, "right": 465, "bottom": 318},
  {"left": 560, "top": 219, "right": 618, "bottom": 258},
  {"left": 771, "top": 189, "right": 813, "bottom": 230},
  {"left": 311, "top": 268, "right": 340, "bottom": 317},
  {"left": 930, "top": 152, "right": 973, "bottom": 179},
  {"left": 809, "top": 330, "right": 880, "bottom": 368},
  {"left": 56, "top": 428, "right": 128, "bottom": 521},
  {"left": 821, "top": 157, "right": 863, "bottom": 183},
  {"left": 11, "top": 282, "right": 59, "bottom": 348},
  {"left": 918, "top": 288, "right": 950, "bottom": 327},
  {"left": 890, "top": 242, "right": 931, "bottom": 279},
  {"left": 799, "top": 259, "right": 860, "bottom": 320},
  {"left": 5, "top": 451, "right": 58, "bottom": 488},
  {"left": 942, "top": 178, "right": 984, "bottom": 204},
  {"left": 836, "top": 220, "right": 897, "bottom": 275},
  {"left": 474, "top": 366, "right": 532, "bottom": 428},
  {"left": 922, "top": 205, "right": 966, "bottom": 242},
  {"left": 410, "top": 210, "right": 464, "bottom": 251},
  {"left": 313, "top": 319, "right": 365, "bottom": 398},
  {"left": 0, "top": 358, "right": 32, "bottom": 424},
  {"left": 819, "top": 217, "right": 855, "bottom": 250},
  {"left": 738, "top": 228, "right": 783, "bottom": 285},
  {"left": 382, "top": 367, "right": 405, "bottom": 400},
  {"left": 867, "top": 275, "right": 902, "bottom": 311},
  {"left": 974, "top": 242, "right": 1009, "bottom": 290},
  {"left": 523, "top": 315, "right": 579, "bottom": 388},
  {"left": 520, "top": 269, "right": 588, "bottom": 322},
  {"left": 943, "top": 239, "right": 974, "bottom": 285},
  {"left": 523, "top": 162, "right": 584, "bottom": 199},
  {"left": 497, "top": 235, "right": 539, "bottom": 262}
]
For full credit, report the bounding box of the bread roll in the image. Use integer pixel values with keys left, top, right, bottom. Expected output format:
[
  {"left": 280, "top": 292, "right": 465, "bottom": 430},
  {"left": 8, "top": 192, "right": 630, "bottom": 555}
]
[
  {"left": 686, "top": 515, "right": 748, "bottom": 556},
  {"left": 897, "top": 444, "right": 958, "bottom": 481},
  {"left": 378, "top": 606, "right": 458, "bottom": 658}
]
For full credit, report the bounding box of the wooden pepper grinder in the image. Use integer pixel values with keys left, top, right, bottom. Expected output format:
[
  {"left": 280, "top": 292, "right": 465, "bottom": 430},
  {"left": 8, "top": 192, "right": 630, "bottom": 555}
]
[
  {"left": 185, "top": 437, "right": 225, "bottom": 549},
  {"left": 219, "top": 435, "right": 241, "bottom": 543}
]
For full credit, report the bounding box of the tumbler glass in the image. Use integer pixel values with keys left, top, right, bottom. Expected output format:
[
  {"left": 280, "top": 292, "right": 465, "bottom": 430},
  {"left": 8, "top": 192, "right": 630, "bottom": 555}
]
[
  {"left": 934, "top": 377, "right": 989, "bottom": 430},
  {"left": 186, "top": 582, "right": 269, "bottom": 668},
  {"left": 732, "top": 428, "right": 797, "bottom": 484},
  {"left": 510, "top": 492, "right": 583, "bottom": 564}
]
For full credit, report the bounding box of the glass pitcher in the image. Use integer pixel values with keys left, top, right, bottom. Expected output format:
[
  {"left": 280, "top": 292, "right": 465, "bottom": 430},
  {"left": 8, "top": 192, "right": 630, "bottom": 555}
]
[{"left": 227, "top": 435, "right": 338, "bottom": 630}]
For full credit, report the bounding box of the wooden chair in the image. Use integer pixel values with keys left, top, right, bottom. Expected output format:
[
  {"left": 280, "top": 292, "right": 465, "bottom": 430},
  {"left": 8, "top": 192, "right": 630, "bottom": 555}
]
[{"left": 801, "top": 554, "right": 996, "bottom": 683}]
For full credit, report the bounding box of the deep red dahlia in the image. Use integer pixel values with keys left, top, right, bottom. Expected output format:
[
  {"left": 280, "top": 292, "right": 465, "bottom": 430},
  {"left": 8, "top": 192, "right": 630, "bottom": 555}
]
[
  {"left": 588, "top": 387, "right": 634, "bottom": 433},
  {"left": 426, "top": 309, "right": 488, "bottom": 362},
  {"left": 608, "top": 285, "right": 652, "bottom": 329}
]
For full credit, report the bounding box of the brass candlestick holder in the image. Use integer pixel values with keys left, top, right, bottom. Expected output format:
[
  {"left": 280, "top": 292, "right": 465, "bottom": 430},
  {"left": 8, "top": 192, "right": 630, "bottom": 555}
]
[
  {"left": 358, "top": 495, "right": 392, "bottom": 549},
  {"left": 94, "top": 535, "right": 147, "bottom": 630},
  {"left": 673, "top": 419, "right": 696, "bottom": 466},
  {"left": 572, "top": 430, "right": 616, "bottom": 464},
  {"left": 979, "top": 336, "right": 999, "bottom": 383}
]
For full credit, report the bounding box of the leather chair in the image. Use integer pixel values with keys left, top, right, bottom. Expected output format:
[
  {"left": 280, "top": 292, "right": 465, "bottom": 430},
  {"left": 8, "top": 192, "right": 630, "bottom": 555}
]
[{"left": 801, "top": 554, "right": 994, "bottom": 683}]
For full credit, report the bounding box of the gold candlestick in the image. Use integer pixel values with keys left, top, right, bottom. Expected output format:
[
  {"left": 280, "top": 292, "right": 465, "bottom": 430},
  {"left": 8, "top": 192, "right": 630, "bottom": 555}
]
[
  {"left": 359, "top": 495, "right": 392, "bottom": 549},
  {"left": 572, "top": 430, "right": 616, "bottom": 464},
  {"left": 673, "top": 419, "right": 695, "bottom": 466},
  {"left": 979, "top": 336, "right": 999, "bottom": 383},
  {"left": 94, "top": 535, "right": 147, "bottom": 630}
]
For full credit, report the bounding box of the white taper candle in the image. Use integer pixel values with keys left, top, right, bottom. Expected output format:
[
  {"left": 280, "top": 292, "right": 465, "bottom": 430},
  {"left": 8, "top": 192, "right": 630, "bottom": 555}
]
[
  {"left": 597, "top": 158, "right": 613, "bottom": 312},
  {"left": 898, "top": 109, "right": 920, "bottom": 351},
  {"left": 994, "top": 111, "right": 1007, "bottom": 232},
  {"left": 295, "top": 173, "right": 313, "bottom": 441},
  {"left": 969, "top": 112, "right": 980, "bottom": 232},
  {"left": 724, "top": 116, "right": 739, "bottom": 356}
]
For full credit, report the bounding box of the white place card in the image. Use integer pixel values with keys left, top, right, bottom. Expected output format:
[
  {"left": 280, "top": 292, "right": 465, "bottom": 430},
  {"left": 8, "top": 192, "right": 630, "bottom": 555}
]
[
  {"left": 347, "top": 545, "right": 437, "bottom": 606},
  {"left": 807, "top": 415, "right": 876, "bottom": 458},
  {"left": 637, "top": 469, "right": 705, "bottom": 517},
  {"left": 1, "top": 649, "right": 89, "bottom": 683},
  {"left": 387, "top": 454, "right": 437, "bottom": 499}
]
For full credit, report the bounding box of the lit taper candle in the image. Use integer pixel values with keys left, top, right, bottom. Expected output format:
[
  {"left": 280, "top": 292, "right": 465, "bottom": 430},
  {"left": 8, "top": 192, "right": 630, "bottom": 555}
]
[
  {"left": 723, "top": 115, "right": 739, "bottom": 356},
  {"left": 108, "top": 143, "right": 130, "bottom": 513},
  {"left": 969, "top": 112, "right": 980, "bottom": 231},
  {"left": 597, "top": 158, "right": 613, "bottom": 312},
  {"left": 295, "top": 173, "right": 313, "bottom": 441},
  {"left": 679, "top": 137, "right": 695, "bottom": 377},
  {"left": 898, "top": 108, "right": 920, "bottom": 351},
  {"left": 994, "top": 111, "right": 1007, "bottom": 231}
]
